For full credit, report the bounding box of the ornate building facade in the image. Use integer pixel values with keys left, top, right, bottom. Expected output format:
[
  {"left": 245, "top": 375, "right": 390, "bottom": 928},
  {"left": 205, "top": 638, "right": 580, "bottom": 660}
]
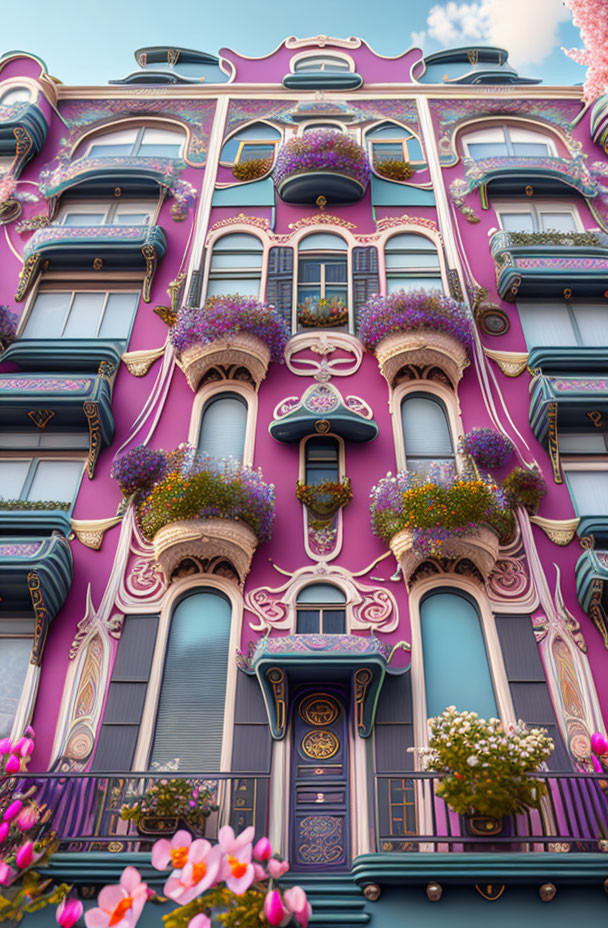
[{"left": 1, "top": 35, "right": 608, "bottom": 924}]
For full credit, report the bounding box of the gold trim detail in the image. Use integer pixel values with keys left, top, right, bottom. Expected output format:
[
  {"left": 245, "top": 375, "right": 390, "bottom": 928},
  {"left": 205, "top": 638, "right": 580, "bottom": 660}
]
[
  {"left": 546, "top": 400, "right": 562, "bottom": 484},
  {"left": 266, "top": 667, "right": 287, "bottom": 737},
  {"left": 122, "top": 345, "right": 166, "bottom": 377},
  {"left": 475, "top": 884, "right": 505, "bottom": 902},
  {"left": 83, "top": 401, "right": 101, "bottom": 479},
  {"left": 142, "top": 244, "right": 158, "bottom": 303},
  {"left": 529, "top": 516, "right": 580, "bottom": 546},
  {"left": 27, "top": 409, "right": 55, "bottom": 429},
  {"left": 301, "top": 729, "right": 339, "bottom": 760},
  {"left": 71, "top": 515, "right": 123, "bottom": 550},
  {"left": 483, "top": 348, "right": 529, "bottom": 377},
  {"left": 27, "top": 571, "right": 48, "bottom": 666},
  {"left": 299, "top": 694, "right": 339, "bottom": 727},
  {"left": 15, "top": 252, "right": 42, "bottom": 302},
  {"left": 288, "top": 214, "right": 356, "bottom": 231}
]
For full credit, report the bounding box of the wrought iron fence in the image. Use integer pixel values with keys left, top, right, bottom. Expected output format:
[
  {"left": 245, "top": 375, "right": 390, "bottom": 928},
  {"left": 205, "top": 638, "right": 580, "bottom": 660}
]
[{"left": 374, "top": 772, "right": 608, "bottom": 852}]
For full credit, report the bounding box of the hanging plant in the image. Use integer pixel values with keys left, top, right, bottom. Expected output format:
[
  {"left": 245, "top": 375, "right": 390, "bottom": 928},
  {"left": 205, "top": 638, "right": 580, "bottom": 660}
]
[
  {"left": 373, "top": 159, "right": 415, "bottom": 181},
  {"left": 297, "top": 296, "right": 349, "bottom": 328},
  {"left": 295, "top": 477, "right": 352, "bottom": 521},
  {"left": 460, "top": 428, "right": 515, "bottom": 469},
  {"left": 232, "top": 158, "right": 272, "bottom": 181},
  {"left": 120, "top": 779, "right": 219, "bottom": 836},
  {"left": 358, "top": 289, "right": 474, "bottom": 354},
  {"left": 0, "top": 305, "right": 17, "bottom": 351},
  {"left": 502, "top": 466, "right": 547, "bottom": 515},
  {"left": 110, "top": 445, "right": 169, "bottom": 499},
  {"left": 273, "top": 129, "right": 371, "bottom": 188}
]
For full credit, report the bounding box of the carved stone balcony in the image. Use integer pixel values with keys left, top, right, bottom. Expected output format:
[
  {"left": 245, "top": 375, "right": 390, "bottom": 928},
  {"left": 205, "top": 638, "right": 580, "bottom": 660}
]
[
  {"left": 17, "top": 224, "right": 167, "bottom": 303},
  {"left": 241, "top": 634, "right": 397, "bottom": 738},
  {"left": 0, "top": 370, "right": 115, "bottom": 478},
  {"left": 176, "top": 332, "right": 271, "bottom": 391},
  {"left": 374, "top": 329, "right": 470, "bottom": 388},
  {"left": 490, "top": 230, "right": 608, "bottom": 302},
  {"left": 153, "top": 517, "right": 259, "bottom": 584},
  {"left": 0, "top": 534, "right": 73, "bottom": 663},
  {"left": 390, "top": 524, "right": 500, "bottom": 584}
]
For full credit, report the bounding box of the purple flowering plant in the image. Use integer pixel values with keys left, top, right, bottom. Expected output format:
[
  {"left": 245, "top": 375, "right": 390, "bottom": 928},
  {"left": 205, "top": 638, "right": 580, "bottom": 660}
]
[
  {"left": 110, "top": 445, "right": 169, "bottom": 499},
  {"left": 273, "top": 130, "right": 371, "bottom": 188},
  {"left": 502, "top": 465, "right": 547, "bottom": 515},
  {"left": 133, "top": 444, "right": 275, "bottom": 542},
  {"left": 370, "top": 463, "right": 513, "bottom": 557},
  {"left": 0, "top": 305, "right": 18, "bottom": 348},
  {"left": 358, "top": 290, "right": 475, "bottom": 353},
  {"left": 170, "top": 295, "right": 289, "bottom": 364},
  {"left": 460, "top": 428, "right": 515, "bottom": 469}
]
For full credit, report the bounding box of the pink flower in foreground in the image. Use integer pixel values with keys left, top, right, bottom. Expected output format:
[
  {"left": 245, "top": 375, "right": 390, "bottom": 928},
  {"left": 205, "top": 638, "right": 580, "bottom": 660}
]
[
  {"left": 267, "top": 858, "right": 289, "bottom": 879},
  {"left": 187, "top": 916, "right": 210, "bottom": 928},
  {"left": 284, "top": 886, "right": 312, "bottom": 928},
  {"left": 17, "top": 805, "right": 39, "bottom": 832},
  {"left": 0, "top": 860, "right": 16, "bottom": 886},
  {"left": 0, "top": 739, "right": 12, "bottom": 755},
  {"left": 4, "top": 755, "right": 21, "bottom": 775},
  {"left": 15, "top": 841, "right": 34, "bottom": 869},
  {"left": 263, "top": 890, "right": 285, "bottom": 927},
  {"left": 3, "top": 799, "right": 22, "bottom": 822},
  {"left": 151, "top": 830, "right": 193, "bottom": 871},
  {"left": 84, "top": 867, "right": 149, "bottom": 928},
  {"left": 56, "top": 898, "right": 84, "bottom": 928},
  {"left": 164, "top": 840, "right": 222, "bottom": 905},
  {"left": 253, "top": 836, "right": 272, "bottom": 861},
  {"left": 0, "top": 823, "right": 9, "bottom": 843},
  {"left": 217, "top": 826, "right": 255, "bottom": 895}
]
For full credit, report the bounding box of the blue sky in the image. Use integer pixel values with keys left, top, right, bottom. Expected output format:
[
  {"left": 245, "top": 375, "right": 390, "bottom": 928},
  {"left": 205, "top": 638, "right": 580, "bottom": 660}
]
[{"left": 4, "top": 0, "right": 586, "bottom": 87}]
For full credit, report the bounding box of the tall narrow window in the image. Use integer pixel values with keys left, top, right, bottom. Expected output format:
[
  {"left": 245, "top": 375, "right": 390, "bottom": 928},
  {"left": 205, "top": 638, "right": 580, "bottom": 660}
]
[
  {"left": 384, "top": 234, "right": 442, "bottom": 293},
  {"left": 150, "top": 590, "right": 232, "bottom": 771},
  {"left": 197, "top": 393, "right": 247, "bottom": 461},
  {"left": 304, "top": 437, "right": 339, "bottom": 484},
  {"left": 420, "top": 591, "right": 498, "bottom": 719},
  {"left": 297, "top": 233, "right": 348, "bottom": 309},
  {"left": 401, "top": 393, "right": 454, "bottom": 475},
  {"left": 0, "top": 620, "right": 33, "bottom": 739},
  {"left": 207, "top": 234, "right": 263, "bottom": 299},
  {"left": 296, "top": 584, "right": 346, "bottom": 634}
]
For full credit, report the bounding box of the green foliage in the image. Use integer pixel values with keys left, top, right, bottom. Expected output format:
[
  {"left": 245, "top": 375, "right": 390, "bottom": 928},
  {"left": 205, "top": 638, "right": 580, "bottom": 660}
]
[
  {"left": 120, "top": 779, "right": 218, "bottom": 834},
  {"left": 373, "top": 159, "right": 415, "bottom": 181},
  {"left": 295, "top": 478, "right": 352, "bottom": 520},
  {"left": 502, "top": 466, "right": 547, "bottom": 515},
  {"left": 163, "top": 887, "right": 266, "bottom": 928}
]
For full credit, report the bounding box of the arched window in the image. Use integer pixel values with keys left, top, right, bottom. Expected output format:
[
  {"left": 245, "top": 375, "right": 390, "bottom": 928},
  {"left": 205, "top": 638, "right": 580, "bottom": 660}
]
[
  {"left": 304, "top": 436, "right": 340, "bottom": 484},
  {"left": 220, "top": 123, "right": 281, "bottom": 167},
  {"left": 85, "top": 126, "right": 185, "bottom": 159},
  {"left": 301, "top": 123, "right": 346, "bottom": 134},
  {"left": 401, "top": 393, "right": 454, "bottom": 475},
  {"left": 293, "top": 56, "right": 350, "bottom": 73},
  {"left": 297, "top": 233, "right": 348, "bottom": 315},
  {"left": 150, "top": 590, "right": 232, "bottom": 770},
  {"left": 197, "top": 393, "right": 247, "bottom": 461},
  {"left": 420, "top": 590, "right": 498, "bottom": 719},
  {"left": 0, "top": 86, "right": 31, "bottom": 107},
  {"left": 366, "top": 122, "right": 424, "bottom": 166},
  {"left": 462, "top": 125, "right": 556, "bottom": 160},
  {"left": 296, "top": 583, "right": 346, "bottom": 634},
  {"left": 207, "top": 233, "right": 263, "bottom": 299},
  {"left": 385, "top": 234, "right": 442, "bottom": 293}
]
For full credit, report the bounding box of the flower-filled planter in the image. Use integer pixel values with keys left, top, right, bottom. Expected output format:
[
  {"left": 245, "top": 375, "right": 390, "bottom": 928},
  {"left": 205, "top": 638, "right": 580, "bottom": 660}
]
[
  {"left": 171, "top": 295, "right": 289, "bottom": 391},
  {"left": 120, "top": 779, "right": 219, "bottom": 837},
  {"left": 273, "top": 129, "right": 371, "bottom": 204},
  {"left": 460, "top": 428, "right": 515, "bottom": 470},
  {"left": 297, "top": 297, "right": 349, "bottom": 328},
  {"left": 416, "top": 707, "right": 554, "bottom": 820},
  {"left": 112, "top": 444, "right": 275, "bottom": 582},
  {"left": 359, "top": 290, "right": 474, "bottom": 387},
  {"left": 502, "top": 465, "right": 547, "bottom": 515},
  {"left": 296, "top": 477, "right": 352, "bottom": 522},
  {"left": 232, "top": 157, "right": 272, "bottom": 181},
  {"left": 0, "top": 305, "right": 17, "bottom": 352},
  {"left": 373, "top": 159, "right": 415, "bottom": 181},
  {"left": 370, "top": 466, "right": 513, "bottom": 581}
]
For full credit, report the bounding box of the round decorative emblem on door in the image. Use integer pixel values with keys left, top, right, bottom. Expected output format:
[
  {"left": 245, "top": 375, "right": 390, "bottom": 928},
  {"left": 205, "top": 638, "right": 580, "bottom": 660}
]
[
  {"left": 298, "top": 693, "right": 339, "bottom": 727},
  {"left": 301, "top": 729, "right": 339, "bottom": 759}
]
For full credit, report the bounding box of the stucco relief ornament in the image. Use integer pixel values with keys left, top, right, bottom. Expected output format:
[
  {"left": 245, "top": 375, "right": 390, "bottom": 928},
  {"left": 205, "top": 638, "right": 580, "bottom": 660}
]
[
  {"left": 69, "top": 584, "right": 123, "bottom": 659},
  {"left": 285, "top": 332, "right": 363, "bottom": 381},
  {"left": 117, "top": 518, "right": 167, "bottom": 608}
]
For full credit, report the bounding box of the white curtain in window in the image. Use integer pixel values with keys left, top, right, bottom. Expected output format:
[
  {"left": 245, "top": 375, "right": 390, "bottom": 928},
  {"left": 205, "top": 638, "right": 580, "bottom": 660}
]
[
  {"left": 28, "top": 460, "right": 83, "bottom": 503},
  {"left": 198, "top": 394, "right": 247, "bottom": 461},
  {"left": 0, "top": 638, "right": 32, "bottom": 739},
  {"left": 567, "top": 470, "right": 608, "bottom": 515},
  {"left": 518, "top": 303, "right": 574, "bottom": 348}
]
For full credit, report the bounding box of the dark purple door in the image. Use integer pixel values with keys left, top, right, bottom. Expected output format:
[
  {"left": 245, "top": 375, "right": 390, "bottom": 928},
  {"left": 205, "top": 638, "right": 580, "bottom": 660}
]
[{"left": 291, "top": 687, "right": 349, "bottom": 870}]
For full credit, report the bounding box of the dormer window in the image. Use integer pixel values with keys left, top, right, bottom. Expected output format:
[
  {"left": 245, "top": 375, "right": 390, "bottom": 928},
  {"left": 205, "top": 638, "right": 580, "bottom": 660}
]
[
  {"left": 293, "top": 55, "right": 350, "bottom": 73},
  {"left": 84, "top": 126, "right": 185, "bottom": 159},
  {"left": 463, "top": 126, "right": 556, "bottom": 159},
  {"left": 0, "top": 86, "right": 31, "bottom": 107}
]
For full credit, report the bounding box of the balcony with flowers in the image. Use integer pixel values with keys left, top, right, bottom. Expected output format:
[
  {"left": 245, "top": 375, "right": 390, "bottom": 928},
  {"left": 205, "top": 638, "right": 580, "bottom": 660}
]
[
  {"left": 171, "top": 295, "right": 290, "bottom": 391},
  {"left": 370, "top": 465, "right": 515, "bottom": 584},
  {"left": 273, "top": 130, "right": 371, "bottom": 205},
  {"left": 358, "top": 290, "right": 474, "bottom": 388},
  {"left": 16, "top": 223, "right": 167, "bottom": 303},
  {"left": 490, "top": 229, "right": 608, "bottom": 302},
  {"left": 112, "top": 444, "right": 275, "bottom": 584}
]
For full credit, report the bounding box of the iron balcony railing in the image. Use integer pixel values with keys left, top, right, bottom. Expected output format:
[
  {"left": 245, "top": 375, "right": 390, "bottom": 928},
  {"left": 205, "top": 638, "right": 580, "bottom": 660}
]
[
  {"left": 0, "top": 772, "right": 270, "bottom": 853},
  {"left": 374, "top": 772, "right": 608, "bottom": 852}
]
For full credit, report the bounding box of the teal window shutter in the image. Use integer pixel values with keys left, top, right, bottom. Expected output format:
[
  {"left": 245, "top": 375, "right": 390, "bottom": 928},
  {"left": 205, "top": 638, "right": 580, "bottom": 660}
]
[
  {"left": 150, "top": 590, "right": 232, "bottom": 771},
  {"left": 198, "top": 393, "right": 247, "bottom": 461},
  {"left": 420, "top": 590, "right": 498, "bottom": 719}
]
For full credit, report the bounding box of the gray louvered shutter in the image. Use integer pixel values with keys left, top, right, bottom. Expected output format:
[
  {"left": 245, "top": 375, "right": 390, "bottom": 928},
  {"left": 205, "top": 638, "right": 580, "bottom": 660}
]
[
  {"left": 92, "top": 614, "right": 159, "bottom": 772},
  {"left": 352, "top": 246, "right": 379, "bottom": 332},
  {"left": 187, "top": 249, "right": 206, "bottom": 307},
  {"left": 495, "top": 614, "right": 571, "bottom": 770},
  {"left": 150, "top": 590, "right": 231, "bottom": 772},
  {"left": 266, "top": 247, "right": 293, "bottom": 329}
]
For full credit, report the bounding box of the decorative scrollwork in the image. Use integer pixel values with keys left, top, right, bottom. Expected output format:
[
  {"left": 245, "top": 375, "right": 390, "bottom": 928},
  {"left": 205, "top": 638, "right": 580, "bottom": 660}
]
[
  {"left": 299, "top": 694, "right": 339, "bottom": 727},
  {"left": 301, "top": 729, "right": 339, "bottom": 759},
  {"left": 142, "top": 243, "right": 158, "bottom": 303},
  {"left": 83, "top": 401, "right": 101, "bottom": 479},
  {"left": 27, "top": 571, "right": 49, "bottom": 666},
  {"left": 15, "top": 252, "right": 42, "bottom": 302}
]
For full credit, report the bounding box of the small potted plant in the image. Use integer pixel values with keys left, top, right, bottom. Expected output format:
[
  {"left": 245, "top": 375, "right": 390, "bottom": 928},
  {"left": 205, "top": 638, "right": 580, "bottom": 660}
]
[
  {"left": 120, "top": 778, "right": 219, "bottom": 837},
  {"left": 460, "top": 428, "right": 514, "bottom": 470},
  {"left": 502, "top": 465, "right": 547, "bottom": 515},
  {"left": 373, "top": 159, "right": 415, "bottom": 181},
  {"left": 295, "top": 477, "right": 352, "bottom": 522},
  {"left": 416, "top": 707, "right": 554, "bottom": 835},
  {"left": 297, "top": 296, "right": 349, "bottom": 328},
  {"left": 232, "top": 158, "right": 272, "bottom": 181}
]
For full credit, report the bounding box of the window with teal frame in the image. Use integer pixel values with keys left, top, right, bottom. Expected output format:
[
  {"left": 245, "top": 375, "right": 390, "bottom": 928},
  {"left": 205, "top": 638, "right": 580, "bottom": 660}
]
[
  {"left": 150, "top": 589, "right": 232, "bottom": 770},
  {"left": 420, "top": 590, "right": 498, "bottom": 719}
]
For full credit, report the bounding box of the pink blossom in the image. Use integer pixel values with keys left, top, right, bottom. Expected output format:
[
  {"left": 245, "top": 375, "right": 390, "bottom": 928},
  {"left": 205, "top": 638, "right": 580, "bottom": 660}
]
[
  {"left": 18, "top": 738, "right": 35, "bottom": 758},
  {"left": 187, "top": 916, "right": 210, "bottom": 928},
  {"left": 0, "top": 823, "right": 9, "bottom": 843},
  {"left": 217, "top": 826, "right": 255, "bottom": 895},
  {"left": 15, "top": 841, "right": 34, "bottom": 869},
  {"left": 562, "top": 0, "right": 608, "bottom": 101},
  {"left": 163, "top": 840, "right": 222, "bottom": 905},
  {"left": 0, "top": 739, "right": 12, "bottom": 755},
  {"left": 267, "top": 858, "right": 289, "bottom": 880},
  {"left": 16, "top": 805, "right": 39, "bottom": 832},
  {"left": 56, "top": 898, "right": 84, "bottom": 928},
  {"left": 3, "top": 800, "right": 23, "bottom": 822},
  {"left": 284, "top": 886, "right": 312, "bottom": 928},
  {"left": 4, "top": 755, "right": 21, "bottom": 775},
  {"left": 253, "top": 836, "right": 272, "bottom": 861},
  {"left": 84, "top": 866, "right": 149, "bottom": 928},
  {"left": 0, "top": 861, "right": 15, "bottom": 886},
  {"left": 263, "top": 890, "right": 285, "bottom": 927},
  {"left": 151, "top": 830, "right": 193, "bottom": 871}
]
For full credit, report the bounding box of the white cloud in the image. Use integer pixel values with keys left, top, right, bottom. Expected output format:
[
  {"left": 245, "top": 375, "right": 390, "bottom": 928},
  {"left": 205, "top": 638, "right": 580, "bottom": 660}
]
[
  {"left": 423, "top": 0, "right": 569, "bottom": 67},
  {"left": 410, "top": 30, "right": 427, "bottom": 47}
]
